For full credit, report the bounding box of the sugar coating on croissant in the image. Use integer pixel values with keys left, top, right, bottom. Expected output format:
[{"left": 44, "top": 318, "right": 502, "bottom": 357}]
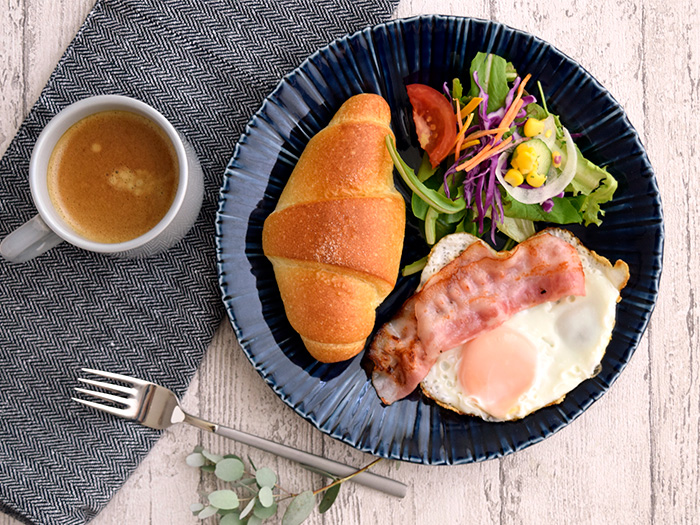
[{"left": 262, "top": 94, "right": 406, "bottom": 363}]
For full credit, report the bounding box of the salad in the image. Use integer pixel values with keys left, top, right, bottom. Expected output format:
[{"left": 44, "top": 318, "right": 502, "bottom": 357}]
[{"left": 388, "top": 52, "right": 618, "bottom": 275}]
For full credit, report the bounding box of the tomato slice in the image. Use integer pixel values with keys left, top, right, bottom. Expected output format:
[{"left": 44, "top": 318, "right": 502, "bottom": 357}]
[{"left": 406, "top": 84, "right": 458, "bottom": 168}]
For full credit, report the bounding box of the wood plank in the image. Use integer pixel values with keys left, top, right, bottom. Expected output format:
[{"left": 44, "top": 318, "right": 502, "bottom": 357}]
[
  {"left": 644, "top": 0, "right": 700, "bottom": 522},
  {"left": 0, "top": 0, "right": 25, "bottom": 156}
]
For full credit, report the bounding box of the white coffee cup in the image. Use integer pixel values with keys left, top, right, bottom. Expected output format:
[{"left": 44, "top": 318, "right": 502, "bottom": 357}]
[{"left": 0, "top": 95, "right": 204, "bottom": 263}]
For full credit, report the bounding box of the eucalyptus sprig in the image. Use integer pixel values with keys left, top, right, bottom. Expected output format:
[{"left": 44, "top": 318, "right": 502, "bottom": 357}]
[{"left": 186, "top": 446, "right": 383, "bottom": 524}]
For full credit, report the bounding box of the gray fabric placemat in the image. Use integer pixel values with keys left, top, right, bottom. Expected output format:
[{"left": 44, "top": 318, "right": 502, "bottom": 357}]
[{"left": 0, "top": 1, "right": 398, "bottom": 523}]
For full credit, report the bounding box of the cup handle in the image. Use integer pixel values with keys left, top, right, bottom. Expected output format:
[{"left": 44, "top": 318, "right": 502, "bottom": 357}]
[{"left": 0, "top": 215, "right": 64, "bottom": 263}]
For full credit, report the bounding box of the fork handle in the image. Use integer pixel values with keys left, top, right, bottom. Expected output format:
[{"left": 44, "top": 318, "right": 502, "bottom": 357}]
[{"left": 209, "top": 424, "right": 407, "bottom": 498}]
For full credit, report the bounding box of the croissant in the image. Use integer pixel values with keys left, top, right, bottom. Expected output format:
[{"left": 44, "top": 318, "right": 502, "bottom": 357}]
[{"left": 262, "top": 94, "right": 406, "bottom": 363}]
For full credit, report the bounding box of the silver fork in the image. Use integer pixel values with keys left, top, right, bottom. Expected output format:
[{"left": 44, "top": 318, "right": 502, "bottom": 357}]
[{"left": 72, "top": 368, "right": 406, "bottom": 498}]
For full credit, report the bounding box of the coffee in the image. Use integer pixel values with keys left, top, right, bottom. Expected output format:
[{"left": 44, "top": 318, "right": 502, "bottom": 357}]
[{"left": 47, "top": 110, "right": 179, "bottom": 243}]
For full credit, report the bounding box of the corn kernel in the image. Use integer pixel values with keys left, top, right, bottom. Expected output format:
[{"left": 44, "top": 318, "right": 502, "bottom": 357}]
[
  {"left": 504, "top": 168, "right": 524, "bottom": 187},
  {"left": 511, "top": 144, "right": 538, "bottom": 174},
  {"left": 523, "top": 118, "right": 545, "bottom": 137},
  {"left": 552, "top": 150, "right": 562, "bottom": 168},
  {"left": 545, "top": 129, "right": 553, "bottom": 138},
  {"left": 526, "top": 171, "right": 547, "bottom": 188}
]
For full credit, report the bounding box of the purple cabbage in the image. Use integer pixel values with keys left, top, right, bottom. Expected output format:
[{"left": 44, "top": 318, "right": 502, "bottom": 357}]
[{"left": 445, "top": 73, "right": 538, "bottom": 239}]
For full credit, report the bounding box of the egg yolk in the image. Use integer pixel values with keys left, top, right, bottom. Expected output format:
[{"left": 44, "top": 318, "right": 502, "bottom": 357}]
[{"left": 458, "top": 325, "right": 537, "bottom": 419}]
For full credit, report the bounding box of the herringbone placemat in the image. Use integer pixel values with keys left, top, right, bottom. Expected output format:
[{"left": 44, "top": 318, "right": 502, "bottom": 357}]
[{"left": 0, "top": 1, "right": 398, "bottom": 523}]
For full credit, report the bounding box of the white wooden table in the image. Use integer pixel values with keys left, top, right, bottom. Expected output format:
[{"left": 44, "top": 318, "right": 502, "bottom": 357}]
[{"left": 1, "top": 1, "right": 696, "bottom": 523}]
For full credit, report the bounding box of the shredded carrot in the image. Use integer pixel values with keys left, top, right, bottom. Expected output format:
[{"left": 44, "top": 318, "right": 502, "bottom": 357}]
[
  {"left": 462, "top": 127, "right": 508, "bottom": 144},
  {"left": 493, "top": 74, "right": 532, "bottom": 143},
  {"left": 459, "top": 97, "right": 483, "bottom": 120},
  {"left": 493, "top": 99, "right": 523, "bottom": 144},
  {"left": 456, "top": 143, "right": 494, "bottom": 172},
  {"left": 455, "top": 97, "right": 463, "bottom": 129},
  {"left": 518, "top": 74, "right": 532, "bottom": 96},
  {"left": 486, "top": 135, "right": 514, "bottom": 157},
  {"left": 460, "top": 139, "right": 481, "bottom": 150},
  {"left": 454, "top": 113, "right": 474, "bottom": 160},
  {"left": 456, "top": 135, "right": 513, "bottom": 172},
  {"left": 453, "top": 75, "right": 531, "bottom": 173},
  {"left": 454, "top": 98, "right": 464, "bottom": 161}
]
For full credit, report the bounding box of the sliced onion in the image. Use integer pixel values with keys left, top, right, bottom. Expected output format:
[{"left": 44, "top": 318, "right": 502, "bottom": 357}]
[
  {"left": 496, "top": 127, "right": 577, "bottom": 204},
  {"left": 536, "top": 115, "right": 557, "bottom": 150}
]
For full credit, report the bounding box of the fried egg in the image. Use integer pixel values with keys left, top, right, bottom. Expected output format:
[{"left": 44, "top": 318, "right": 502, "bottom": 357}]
[{"left": 419, "top": 228, "right": 629, "bottom": 422}]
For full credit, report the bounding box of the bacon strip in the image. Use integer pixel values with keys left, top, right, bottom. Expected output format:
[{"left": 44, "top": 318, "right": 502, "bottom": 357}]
[{"left": 369, "top": 233, "right": 585, "bottom": 405}]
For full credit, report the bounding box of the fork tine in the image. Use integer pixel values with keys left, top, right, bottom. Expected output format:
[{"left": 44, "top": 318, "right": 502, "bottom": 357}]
[
  {"left": 74, "top": 387, "right": 132, "bottom": 407},
  {"left": 81, "top": 367, "right": 148, "bottom": 386},
  {"left": 78, "top": 377, "right": 135, "bottom": 395},
  {"left": 72, "top": 396, "right": 130, "bottom": 417}
]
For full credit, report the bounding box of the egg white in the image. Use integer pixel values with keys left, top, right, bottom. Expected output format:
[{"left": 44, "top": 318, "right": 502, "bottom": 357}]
[{"left": 419, "top": 229, "right": 628, "bottom": 422}]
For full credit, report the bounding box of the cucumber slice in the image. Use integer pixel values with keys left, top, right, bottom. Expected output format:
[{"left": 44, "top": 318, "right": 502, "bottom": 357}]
[{"left": 526, "top": 138, "right": 552, "bottom": 175}]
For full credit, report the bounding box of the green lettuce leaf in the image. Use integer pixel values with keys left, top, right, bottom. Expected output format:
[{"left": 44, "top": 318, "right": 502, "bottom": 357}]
[
  {"left": 576, "top": 170, "right": 618, "bottom": 226},
  {"left": 468, "top": 52, "right": 509, "bottom": 113},
  {"left": 502, "top": 193, "right": 585, "bottom": 225}
]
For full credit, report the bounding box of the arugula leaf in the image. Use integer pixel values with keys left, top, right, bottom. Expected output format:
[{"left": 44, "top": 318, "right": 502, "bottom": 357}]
[
  {"left": 452, "top": 78, "right": 464, "bottom": 101},
  {"left": 412, "top": 192, "right": 430, "bottom": 220},
  {"left": 385, "top": 136, "right": 465, "bottom": 214},
  {"left": 503, "top": 193, "right": 584, "bottom": 224},
  {"left": 468, "top": 52, "right": 509, "bottom": 113},
  {"left": 416, "top": 151, "right": 438, "bottom": 182},
  {"left": 455, "top": 210, "right": 482, "bottom": 236}
]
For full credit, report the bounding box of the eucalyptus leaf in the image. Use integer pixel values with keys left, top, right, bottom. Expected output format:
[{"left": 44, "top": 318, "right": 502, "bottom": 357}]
[
  {"left": 197, "top": 506, "right": 218, "bottom": 520},
  {"left": 193, "top": 445, "right": 204, "bottom": 453},
  {"left": 201, "top": 450, "right": 224, "bottom": 464},
  {"left": 215, "top": 458, "right": 245, "bottom": 482},
  {"left": 237, "top": 478, "right": 257, "bottom": 486},
  {"left": 220, "top": 513, "right": 244, "bottom": 525},
  {"left": 201, "top": 464, "right": 216, "bottom": 473},
  {"left": 248, "top": 456, "right": 257, "bottom": 471},
  {"left": 208, "top": 490, "right": 240, "bottom": 510},
  {"left": 258, "top": 486, "right": 274, "bottom": 508},
  {"left": 185, "top": 453, "right": 206, "bottom": 468},
  {"left": 318, "top": 483, "right": 341, "bottom": 514},
  {"left": 282, "top": 491, "right": 315, "bottom": 525},
  {"left": 254, "top": 500, "right": 278, "bottom": 520},
  {"left": 255, "top": 467, "right": 277, "bottom": 488},
  {"left": 248, "top": 516, "right": 263, "bottom": 525},
  {"left": 239, "top": 497, "right": 256, "bottom": 519},
  {"left": 190, "top": 502, "right": 204, "bottom": 515},
  {"left": 299, "top": 464, "right": 336, "bottom": 479},
  {"left": 224, "top": 454, "right": 243, "bottom": 462}
]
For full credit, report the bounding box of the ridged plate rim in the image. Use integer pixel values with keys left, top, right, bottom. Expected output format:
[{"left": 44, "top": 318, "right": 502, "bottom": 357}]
[{"left": 215, "top": 15, "right": 664, "bottom": 465}]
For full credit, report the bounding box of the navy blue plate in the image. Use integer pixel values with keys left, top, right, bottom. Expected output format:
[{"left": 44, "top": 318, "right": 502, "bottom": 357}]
[{"left": 215, "top": 16, "right": 663, "bottom": 465}]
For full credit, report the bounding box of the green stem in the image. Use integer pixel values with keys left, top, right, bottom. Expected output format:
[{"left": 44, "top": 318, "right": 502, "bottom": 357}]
[
  {"left": 537, "top": 81, "right": 549, "bottom": 117},
  {"left": 425, "top": 208, "right": 438, "bottom": 245},
  {"left": 402, "top": 256, "right": 428, "bottom": 276},
  {"left": 312, "top": 458, "right": 384, "bottom": 496}
]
